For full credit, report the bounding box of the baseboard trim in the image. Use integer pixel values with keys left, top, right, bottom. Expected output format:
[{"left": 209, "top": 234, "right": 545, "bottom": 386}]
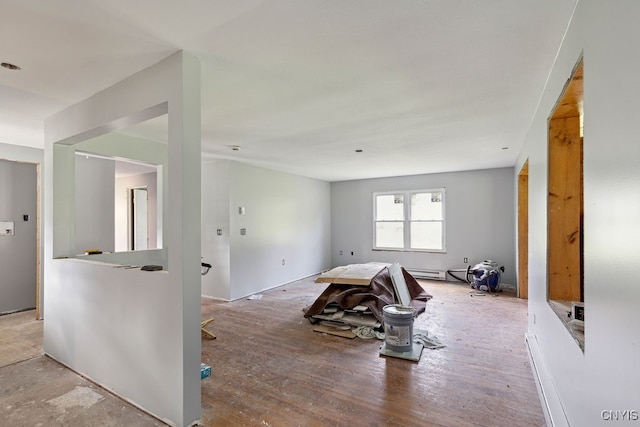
[{"left": 525, "top": 332, "right": 570, "bottom": 427}]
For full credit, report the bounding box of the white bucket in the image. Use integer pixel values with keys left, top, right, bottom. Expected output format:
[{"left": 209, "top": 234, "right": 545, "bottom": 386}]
[{"left": 383, "top": 304, "right": 415, "bottom": 352}]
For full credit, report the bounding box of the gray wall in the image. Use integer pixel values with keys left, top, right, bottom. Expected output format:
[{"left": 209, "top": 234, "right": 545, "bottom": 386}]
[
  {"left": 0, "top": 143, "right": 44, "bottom": 314},
  {"left": 331, "top": 167, "right": 515, "bottom": 285},
  {"left": 0, "top": 159, "right": 37, "bottom": 313}
]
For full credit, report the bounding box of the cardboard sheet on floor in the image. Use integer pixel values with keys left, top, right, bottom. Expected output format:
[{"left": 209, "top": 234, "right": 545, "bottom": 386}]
[
  {"left": 315, "top": 263, "right": 389, "bottom": 286},
  {"left": 379, "top": 341, "right": 424, "bottom": 361},
  {"left": 313, "top": 324, "right": 357, "bottom": 339},
  {"left": 379, "top": 328, "right": 428, "bottom": 361}
]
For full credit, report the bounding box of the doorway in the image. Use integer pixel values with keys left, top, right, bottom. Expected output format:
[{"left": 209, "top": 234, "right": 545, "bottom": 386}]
[
  {"left": 130, "top": 187, "right": 149, "bottom": 251},
  {"left": 0, "top": 159, "right": 40, "bottom": 318}
]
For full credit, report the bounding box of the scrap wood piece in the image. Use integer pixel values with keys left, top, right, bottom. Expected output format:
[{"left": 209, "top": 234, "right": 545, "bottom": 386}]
[
  {"left": 340, "top": 313, "right": 381, "bottom": 328},
  {"left": 313, "top": 324, "right": 356, "bottom": 339},
  {"left": 319, "top": 320, "right": 351, "bottom": 330},
  {"left": 315, "top": 263, "right": 389, "bottom": 286}
]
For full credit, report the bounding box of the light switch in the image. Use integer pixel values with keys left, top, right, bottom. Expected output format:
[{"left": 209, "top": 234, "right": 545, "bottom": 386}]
[
  {"left": 216, "top": 229, "right": 222, "bottom": 236},
  {"left": 240, "top": 228, "right": 246, "bottom": 235}
]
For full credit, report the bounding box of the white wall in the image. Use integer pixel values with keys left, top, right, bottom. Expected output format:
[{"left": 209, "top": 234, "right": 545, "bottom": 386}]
[
  {"left": 0, "top": 159, "right": 37, "bottom": 313},
  {"left": 229, "top": 162, "right": 331, "bottom": 300},
  {"left": 201, "top": 160, "right": 331, "bottom": 301},
  {"left": 44, "top": 52, "right": 201, "bottom": 427},
  {"left": 201, "top": 159, "right": 230, "bottom": 299},
  {"left": 331, "top": 167, "right": 515, "bottom": 284},
  {"left": 519, "top": 2, "right": 640, "bottom": 425},
  {"left": 75, "top": 155, "right": 115, "bottom": 254}
]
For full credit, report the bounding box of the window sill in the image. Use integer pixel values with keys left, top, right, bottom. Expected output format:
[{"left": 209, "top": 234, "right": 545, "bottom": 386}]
[
  {"left": 372, "top": 248, "right": 446, "bottom": 254},
  {"left": 548, "top": 299, "right": 584, "bottom": 352}
]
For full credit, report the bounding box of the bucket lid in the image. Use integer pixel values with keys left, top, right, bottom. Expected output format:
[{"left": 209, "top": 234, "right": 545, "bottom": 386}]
[{"left": 383, "top": 304, "right": 415, "bottom": 316}]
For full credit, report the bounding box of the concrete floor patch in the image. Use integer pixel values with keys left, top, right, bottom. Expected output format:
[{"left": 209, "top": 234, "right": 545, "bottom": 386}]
[{"left": 46, "top": 386, "right": 104, "bottom": 413}]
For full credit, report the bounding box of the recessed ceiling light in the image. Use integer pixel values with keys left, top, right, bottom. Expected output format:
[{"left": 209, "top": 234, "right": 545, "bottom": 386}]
[
  {"left": 1, "top": 62, "right": 21, "bottom": 71},
  {"left": 229, "top": 145, "right": 241, "bottom": 152},
  {"left": 501, "top": 147, "right": 509, "bottom": 150},
  {"left": 355, "top": 149, "right": 363, "bottom": 153}
]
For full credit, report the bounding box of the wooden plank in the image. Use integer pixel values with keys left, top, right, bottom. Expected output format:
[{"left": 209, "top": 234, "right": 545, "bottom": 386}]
[
  {"left": 517, "top": 161, "right": 529, "bottom": 299},
  {"left": 550, "top": 61, "right": 583, "bottom": 120},
  {"left": 314, "top": 263, "right": 388, "bottom": 286},
  {"left": 547, "top": 116, "right": 582, "bottom": 301},
  {"left": 36, "top": 163, "right": 41, "bottom": 320}
]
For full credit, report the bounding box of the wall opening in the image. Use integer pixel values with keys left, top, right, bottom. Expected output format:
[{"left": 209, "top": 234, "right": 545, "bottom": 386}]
[{"left": 547, "top": 57, "right": 584, "bottom": 350}]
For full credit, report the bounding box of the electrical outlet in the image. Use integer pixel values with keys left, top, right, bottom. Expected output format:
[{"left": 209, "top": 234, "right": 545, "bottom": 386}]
[
  {"left": 350, "top": 251, "right": 354, "bottom": 256},
  {"left": 464, "top": 257, "right": 468, "bottom": 263},
  {"left": 339, "top": 250, "right": 343, "bottom": 255},
  {"left": 282, "top": 259, "right": 285, "bottom": 265}
]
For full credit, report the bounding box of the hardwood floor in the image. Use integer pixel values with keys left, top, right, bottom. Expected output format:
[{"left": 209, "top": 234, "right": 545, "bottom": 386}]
[
  {"left": 0, "top": 278, "right": 544, "bottom": 426},
  {"left": 200, "top": 278, "right": 544, "bottom": 427}
]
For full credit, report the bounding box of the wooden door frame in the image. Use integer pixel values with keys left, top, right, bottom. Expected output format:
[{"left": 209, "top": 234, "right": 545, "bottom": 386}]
[
  {"left": 517, "top": 160, "right": 529, "bottom": 299},
  {"left": 36, "top": 163, "right": 41, "bottom": 319}
]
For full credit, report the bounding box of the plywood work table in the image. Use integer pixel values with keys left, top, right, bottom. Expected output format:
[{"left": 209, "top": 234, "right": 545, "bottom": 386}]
[{"left": 314, "top": 263, "right": 389, "bottom": 286}]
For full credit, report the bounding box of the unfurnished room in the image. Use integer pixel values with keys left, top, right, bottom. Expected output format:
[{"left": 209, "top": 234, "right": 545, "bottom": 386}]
[{"left": 1, "top": 1, "right": 639, "bottom": 426}]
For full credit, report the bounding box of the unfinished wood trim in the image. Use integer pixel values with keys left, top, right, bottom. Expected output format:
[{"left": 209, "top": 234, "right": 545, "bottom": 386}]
[
  {"left": 518, "top": 160, "right": 529, "bottom": 299},
  {"left": 36, "top": 163, "right": 41, "bottom": 320},
  {"left": 547, "top": 116, "right": 582, "bottom": 301},
  {"left": 549, "top": 60, "right": 583, "bottom": 120},
  {"left": 547, "top": 56, "right": 584, "bottom": 306}
]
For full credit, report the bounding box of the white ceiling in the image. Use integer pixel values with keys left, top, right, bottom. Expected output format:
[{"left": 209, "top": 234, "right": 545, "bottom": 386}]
[{"left": 1, "top": 0, "right": 576, "bottom": 182}]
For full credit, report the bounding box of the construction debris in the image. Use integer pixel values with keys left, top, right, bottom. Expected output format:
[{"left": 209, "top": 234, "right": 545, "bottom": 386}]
[{"left": 306, "top": 263, "right": 433, "bottom": 346}]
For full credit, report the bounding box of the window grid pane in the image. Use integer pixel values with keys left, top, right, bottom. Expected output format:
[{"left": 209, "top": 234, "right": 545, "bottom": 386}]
[
  {"left": 410, "top": 221, "right": 443, "bottom": 250},
  {"left": 376, "top": 194, "right": 404, "bottom": 220},
  {"left": 375, "top": 221, "right": 404, "bottom": 248},
  {"left": 410, "top": 192, "right": 443, "bottom": 220}
]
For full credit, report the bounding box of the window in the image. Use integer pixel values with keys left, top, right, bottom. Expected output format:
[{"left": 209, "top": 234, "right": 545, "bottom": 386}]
[{"left": 373, "top": 189, "right": 445, "bottom": 252}]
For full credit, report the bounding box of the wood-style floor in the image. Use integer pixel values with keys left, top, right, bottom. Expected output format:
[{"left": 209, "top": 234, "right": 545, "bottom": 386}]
[
  {"left": 200, "top": 278, "right": 545, "bottom": 427},
  {"left": 0, "top": 278, "right": 544, "bottom": 426}
]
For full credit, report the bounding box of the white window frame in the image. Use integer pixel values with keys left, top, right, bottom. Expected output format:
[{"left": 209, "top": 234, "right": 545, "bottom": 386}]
[{"left": 373, "top": 188, "right": 446, "bottom": 253}]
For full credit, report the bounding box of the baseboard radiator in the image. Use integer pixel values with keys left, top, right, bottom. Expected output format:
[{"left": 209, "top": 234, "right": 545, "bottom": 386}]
[{"left": 405, "top": 268, "right": 446, "bottom": 281}]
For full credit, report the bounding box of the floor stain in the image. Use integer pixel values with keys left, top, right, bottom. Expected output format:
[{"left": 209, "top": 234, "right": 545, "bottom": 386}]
[{"left": 46, "top": 386, "right": 104, "bottom": 413}]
